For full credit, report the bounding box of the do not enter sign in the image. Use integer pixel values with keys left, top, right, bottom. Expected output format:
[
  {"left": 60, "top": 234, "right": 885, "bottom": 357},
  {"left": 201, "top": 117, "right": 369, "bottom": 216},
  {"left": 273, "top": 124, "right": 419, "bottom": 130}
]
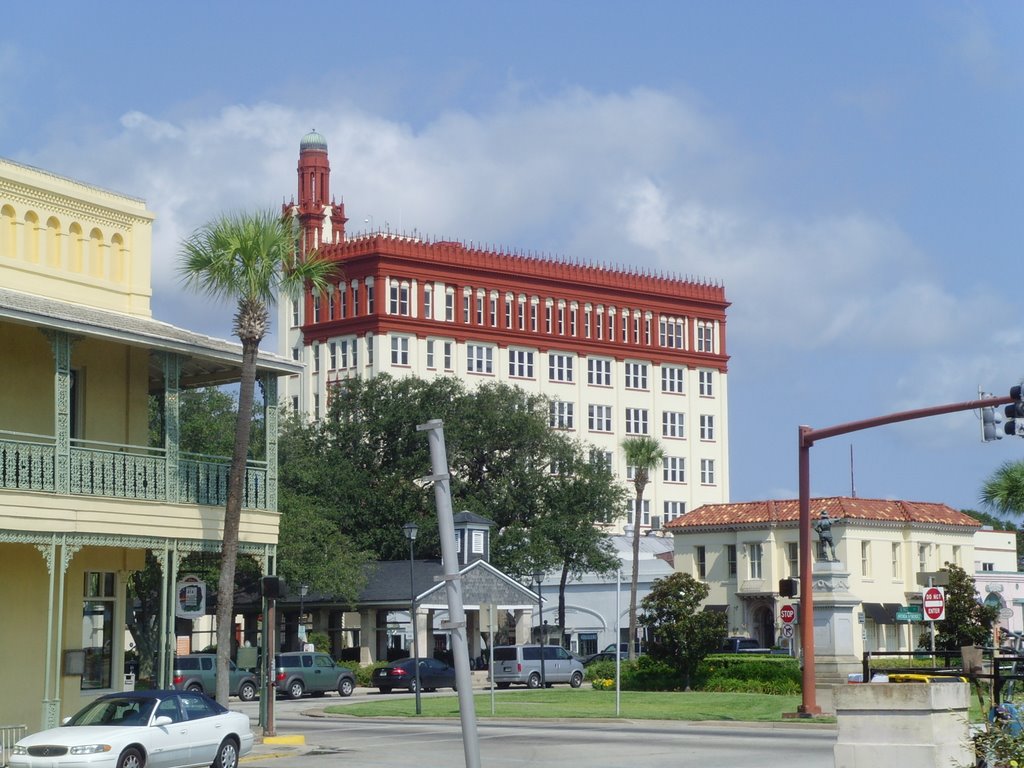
[
  {"left": 780, "top": 604, "right": 797, "bottom": 624},
  {"left": 922, "top": 586, "right": 946, "bottom": 621}
]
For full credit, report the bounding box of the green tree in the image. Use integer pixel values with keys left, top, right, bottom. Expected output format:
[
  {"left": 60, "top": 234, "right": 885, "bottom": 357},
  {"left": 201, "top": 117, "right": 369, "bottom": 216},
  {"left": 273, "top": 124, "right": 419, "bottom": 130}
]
[
  {"left": 918, "top": 562, "right": 998, "bottom": 651},
  {"left": 179, "top": 209, "right": 334, "bottom": 704},
  {"left": 534, "top": 439, "right": 628, "bottom": 641},
  {"left": 981, "top": 461, "right": 1024, "bottom": 516},
  {"left": 621, "top": 436, "right": 664, "bottom": 660},
  {"left": 639, "top": 572, "right": 727, "bottom": 689}
]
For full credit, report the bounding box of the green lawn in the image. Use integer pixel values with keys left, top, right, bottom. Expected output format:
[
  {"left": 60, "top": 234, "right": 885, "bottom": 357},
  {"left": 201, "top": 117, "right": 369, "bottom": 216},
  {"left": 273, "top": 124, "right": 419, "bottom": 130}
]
[{"left": 324, "top": 688, "right": 810, "bottom": 722}]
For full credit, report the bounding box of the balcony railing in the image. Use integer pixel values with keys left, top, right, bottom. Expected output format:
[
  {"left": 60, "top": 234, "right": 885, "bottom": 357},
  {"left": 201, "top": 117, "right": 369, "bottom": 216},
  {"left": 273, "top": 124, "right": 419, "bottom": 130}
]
[{"left": 0, "top": 431, "right": 269, "bottom": 510}]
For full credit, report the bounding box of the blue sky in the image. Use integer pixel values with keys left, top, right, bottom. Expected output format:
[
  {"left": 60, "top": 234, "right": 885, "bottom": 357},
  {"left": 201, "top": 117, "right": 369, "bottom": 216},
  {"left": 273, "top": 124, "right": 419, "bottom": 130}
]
[{"left": 4, "top": 1, "right": 1023, "bottom": 514}]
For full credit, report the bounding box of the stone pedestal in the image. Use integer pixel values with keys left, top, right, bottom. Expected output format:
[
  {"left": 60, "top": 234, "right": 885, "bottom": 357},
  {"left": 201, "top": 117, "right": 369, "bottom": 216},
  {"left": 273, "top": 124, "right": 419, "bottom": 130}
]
[
  {"left": 834, "top": 682, "right": 973, "bottom": 768},
  {"left": 812, "top": 560, "right": 862, "bottom": 691}
]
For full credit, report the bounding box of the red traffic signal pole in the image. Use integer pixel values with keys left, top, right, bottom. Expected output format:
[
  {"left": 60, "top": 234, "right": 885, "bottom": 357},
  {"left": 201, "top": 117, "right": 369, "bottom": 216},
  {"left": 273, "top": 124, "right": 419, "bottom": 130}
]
[{"left": 796, "top": 394, "right": 1011, "bottom": 716}]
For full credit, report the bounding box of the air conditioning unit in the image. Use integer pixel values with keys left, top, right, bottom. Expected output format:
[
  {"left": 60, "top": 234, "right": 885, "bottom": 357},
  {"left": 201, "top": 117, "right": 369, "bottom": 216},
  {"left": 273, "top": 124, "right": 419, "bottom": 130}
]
[{"left": 650, "top": 515, "right": 662, "bottom": 530}]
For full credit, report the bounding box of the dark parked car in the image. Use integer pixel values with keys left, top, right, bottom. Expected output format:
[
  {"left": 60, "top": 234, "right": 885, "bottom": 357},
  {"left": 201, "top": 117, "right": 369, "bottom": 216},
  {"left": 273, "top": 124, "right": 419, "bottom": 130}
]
[
  {"left": 171, "top": 653, "right": 259, "bottom": 701},
  {"left": 372, "top": 657, "right": 456, "bottom": 694},
  {"left": 274, "top": 651, "right": 356, "bottom": 699}
]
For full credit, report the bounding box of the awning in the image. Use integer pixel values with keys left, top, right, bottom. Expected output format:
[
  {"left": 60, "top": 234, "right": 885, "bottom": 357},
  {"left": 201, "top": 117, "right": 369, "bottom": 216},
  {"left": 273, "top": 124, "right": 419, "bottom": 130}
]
[
  {"left": 862, "top": 603, "right": 900, "bottom": 624},
  {"left": 703, "top": 605, "right": 728, "bottom": 613}
]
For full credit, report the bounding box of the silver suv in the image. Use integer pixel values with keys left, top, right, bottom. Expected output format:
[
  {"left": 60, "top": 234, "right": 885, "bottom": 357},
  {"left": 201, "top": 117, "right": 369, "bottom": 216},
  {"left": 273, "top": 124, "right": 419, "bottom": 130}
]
[
  {"left": 273, "top": 651, "right": 356, "bottom": 699},
  {"left": 491, "top": 645, "right": 585, "bottom": 689}
]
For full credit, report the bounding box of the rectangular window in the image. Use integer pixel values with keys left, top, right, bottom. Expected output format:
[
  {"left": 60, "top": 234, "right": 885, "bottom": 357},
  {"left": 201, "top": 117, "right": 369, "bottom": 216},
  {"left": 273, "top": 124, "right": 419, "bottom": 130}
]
[
  {"left": 352, "top": 339, "right": 358, "bottom": 368},
  {"left": 625, "top": 408, "right": 649, "bottom": 435},
  {"left": 443, "top": 341, "right": 453, "bottom": 371},
  {"left": 508, "top": 349, "right": 535, "bottom": 379},
  {"left": 81, "top": 572, "right": 115, "bottom": 690},
  {"left": 662, "top": 411, "right": 685, "bottom": 438},
  {"left": 312, "top": 342, "right": 320, "bottom": 374},
  {"left": 467, "top": 344, "right": 493, "bottom": 374},
  {"left": 489, "top": 296, "right": 497, "bottom": 326},
  {"left": 861, "top": 541, "right": 872, "bottom": 576},
  {"left": 695, "top": 546, "right": 707, "bottom": 580},
  {"left": 570, "top": 307, "right": 577, "bottom": 336},
  {"left": 590, "top": 449, "right": 612, "bottom": 471},
  {"left": 476, "top": 294, "right": 484, "bottom": 325},
  {"left": 389, "top": 282, "right": 410, "bottom": 315},
  {"left": 663, "top": 456, "right": 685, "bottom": 483},
  {"left": 625, "top": 362, "right": 648, "bottom": 390},
  {"left": 699, "top": 370, "right": 714, "bottom": 397},
  {"left": 313, "top": 392, "right": 320, "bottom": 420},
  {"left": 463, "top": 293, "right": 471, "bottom": 323},
  {"left": 549, "top": 401, "right": 575, "bottom": 430},
  {"left": 329, "top": 342, "right": 337, "bottom": 370},
  {"left": 352, "top": 284, "right": 359, "bottom": 316},
  {"left": 390, "top": 335, "right": 410, "bottom": 366},
  {"left": 518, "top": 299, "right": 526, "bottom": 330},
  {"left": 727, "top": 544, "right": 737, "bottom": 577},
  {"left": 700, "top": 415, "right": 715, "bottom": 441},
  {"left": 313, "top": 295, "right": 321, "bottom": 322},
  {"left": 328, "top": 292, "right": 335, "bottom": 319},
  {"left": 291, "top": 346, "right": 300, "bottom": 361},
  {"left": 659, "top": 318, "right": 685, "bottom": 349},
  {"left": 918, "top": 544, "right": 930, "bottom": 572},
  {"left": 445, "top": 290, "right": 455, "bottom": 322},
  {"left": 291, "top": 299, "right": 300, "bottom": 327},
  {"left": 607, "top": 312, "right": 615, "bottom": 341},
  {"left": 588, "top": 404, "right": 612, "bottom": 432},
  {"left": 505, "top": 297, "right": 513, "bottom": 328},
  {"left": 426, "top": 340, "right": 436, "bottom": 369},
  {"left": 545, "top": 304, "right": 553, "bottom": 334},
  {"left": 627, "top": 498, "right": 651, "bottom": 527},
  {"left": 788, "top": 542, "right": 799, "bottom": 576},
  {"left": 664, "top": 500, "right": 686, "bottom": 523},
  {"left": 584, "top": 310, "right": 591, "bottom": 339},
  {"left": 366, "top": 334, "right": 374, "bottom": 366},
  {"left": 291, "top": 395, "right": 299, "bottom": 412},
  {"left": 557, "top": 305, "right": 565, "bottom": 335},
  {"left": 424, "top": 284, "right": 433, "bottom": 319},
  {"left": 366, "top": 283, "right": 375, "bottom": 313},
  {"left": 530, "top": 303, "right": 538, "bottom": 332},
  {"left": 700, "top": 458, "right": 715, "bottom": 484},
  {"left": 340, "top": 289, "right": 348, "bottom": 318},
  {"left": 587, "top": 358, "right": 612, "bottom": 386},
  {"left": 661, "top": 365, "right": 686, "bottom": 394},
  {"left": 748, "top": 544, "right": 763, "bottom": 579},
  {"left": 597, "top": 311, "right": 604, "bottom": 340},
  {"left": 697, "top": 321, "right": 714, "bottom": 353},
  {"left": 339, "top": 340, "right": 349, "bottom": 369},
  {"left": 549, "top": 353, "right": 574, "bottom": 383},
  {"left": 891, "top": 543, "right": 902, "bottom": 579}
]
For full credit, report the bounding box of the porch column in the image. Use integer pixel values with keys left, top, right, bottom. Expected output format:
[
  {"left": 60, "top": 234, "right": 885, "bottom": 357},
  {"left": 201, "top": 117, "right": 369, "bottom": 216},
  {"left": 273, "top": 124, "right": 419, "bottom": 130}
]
[
  {"left": 163, "top": 353, "right": 181, "bottom": 503},
  {"left": 260, "top": 373, "right": 279, "bottom": 512},
  {"left": 358, "top": 608, "right": 376, "bottom": 664},
  {"left": 34, "top": 534, "right": 80, "bottom": 729},
  {"left": 513, "top": 609, "right": 532, "bottom": 644},
  {"left": 46, "top": 330, "right": 74, "bottom": 494},
  {"left": 414, "top": 605, "right": 430, "bottom": 660}
]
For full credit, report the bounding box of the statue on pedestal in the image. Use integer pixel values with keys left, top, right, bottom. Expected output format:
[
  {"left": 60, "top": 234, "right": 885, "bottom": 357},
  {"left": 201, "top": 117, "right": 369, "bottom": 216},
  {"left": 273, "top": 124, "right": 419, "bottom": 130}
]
[{"left": 814, "top": 510, "right": 839, "bottom": 562}]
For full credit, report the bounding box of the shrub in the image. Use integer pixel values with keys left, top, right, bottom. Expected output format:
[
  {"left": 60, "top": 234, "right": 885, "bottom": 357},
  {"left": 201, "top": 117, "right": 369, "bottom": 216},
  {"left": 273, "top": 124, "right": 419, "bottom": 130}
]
[
  {"left": 698, "top": 655, "right": 801, "bottom": 695},
  {"left": 307, "top": 631, "right": 330, "bottom": 653},
  {"left": 355, "top": 661, "right": 389, "bottom": 688},
  {"left": 585, "top": 657, "right": 687, "bottom": 691}
]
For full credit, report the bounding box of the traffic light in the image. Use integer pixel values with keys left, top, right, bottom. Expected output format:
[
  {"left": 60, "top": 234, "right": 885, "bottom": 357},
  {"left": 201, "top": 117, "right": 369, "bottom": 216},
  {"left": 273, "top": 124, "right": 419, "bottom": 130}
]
[
  {"left": 779, "top": 577, "right": 799, "bottom": 598},
  {"left": 983, "top": 406, "right": 1004, "bottom": 441},
  {"left": 1006, "top": 385, "right": 1024, "bottom": 437}
]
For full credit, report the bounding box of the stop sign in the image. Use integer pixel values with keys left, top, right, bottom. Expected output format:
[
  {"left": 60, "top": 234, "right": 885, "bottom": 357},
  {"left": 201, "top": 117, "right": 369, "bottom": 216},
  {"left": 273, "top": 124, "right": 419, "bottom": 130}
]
[
  {"left": 922, "top": 586, "right": 946, "bottom": 621},
  {"left": 780, "top": 604, "right": 797, "bottom": 624}
]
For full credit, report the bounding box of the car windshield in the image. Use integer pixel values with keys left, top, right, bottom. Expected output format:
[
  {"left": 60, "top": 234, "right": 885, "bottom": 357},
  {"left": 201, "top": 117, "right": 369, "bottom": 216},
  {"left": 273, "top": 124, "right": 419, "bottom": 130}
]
[{"left": 65, "top": 697, "right": 156, "bottom": 727}]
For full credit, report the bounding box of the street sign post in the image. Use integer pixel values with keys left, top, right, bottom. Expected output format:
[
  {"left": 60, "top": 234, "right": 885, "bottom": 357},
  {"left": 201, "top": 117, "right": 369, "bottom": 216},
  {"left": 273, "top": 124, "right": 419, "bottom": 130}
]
[
  {"left": 922, "top": 587, "right": 946, "bottom": 622},
  {"left": 780, "top": 604, "right": 797, "bottom": 624},
  {"left": 895, "top": 605, "right": 923, "bottom": 622},
  {"left": 780, "top": 623, "right": 795, "bottom": 639}
]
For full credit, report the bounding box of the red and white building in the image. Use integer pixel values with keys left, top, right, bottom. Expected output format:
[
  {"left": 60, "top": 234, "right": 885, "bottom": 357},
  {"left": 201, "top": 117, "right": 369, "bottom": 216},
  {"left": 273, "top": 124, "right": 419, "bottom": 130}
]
[{"left": 279, "top": 130, "right": 731, "bottom": 532}]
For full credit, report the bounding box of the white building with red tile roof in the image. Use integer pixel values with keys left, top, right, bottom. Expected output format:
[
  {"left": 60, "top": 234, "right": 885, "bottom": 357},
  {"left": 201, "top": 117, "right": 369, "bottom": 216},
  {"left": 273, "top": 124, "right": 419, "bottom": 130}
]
[{"left": 666, "top": 496, "right": 984, "bottom": 658}]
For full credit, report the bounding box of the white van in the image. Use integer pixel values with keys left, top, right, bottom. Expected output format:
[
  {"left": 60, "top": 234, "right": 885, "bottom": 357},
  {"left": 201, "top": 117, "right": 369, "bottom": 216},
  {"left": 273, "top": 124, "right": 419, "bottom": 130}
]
[{"left": 491, "top": 644, "right": 585, "bottom": 688}]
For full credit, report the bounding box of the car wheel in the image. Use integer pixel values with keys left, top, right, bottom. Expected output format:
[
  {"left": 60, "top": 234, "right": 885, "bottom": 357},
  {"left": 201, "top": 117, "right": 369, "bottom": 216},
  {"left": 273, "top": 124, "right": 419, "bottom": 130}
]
[
  {"left": 409, "top": 678, "right": 419, "bottom": 694},
  {"left": 338, "top": 678, "right": 354, "bottom": 697},
  {"left": 527, "top": 672, "right": 541, "bottom": 689},
  {"left": 212, "top": 738, "right": 239, "bottom": 768},
  {"left": 237, "top": 681, "right": 257, "bottom": 702},
  {"left": 186, "top": 683, "right": 203, "bottom": 693},
  {"left": 570, "top": 671, "right": 584, "bottom": 688},
  {"left": 288, "top": 679, "right": 305, "bottom": 700},
  {"left": 117, "top": 747, "right": 143, "bottom": 768}
]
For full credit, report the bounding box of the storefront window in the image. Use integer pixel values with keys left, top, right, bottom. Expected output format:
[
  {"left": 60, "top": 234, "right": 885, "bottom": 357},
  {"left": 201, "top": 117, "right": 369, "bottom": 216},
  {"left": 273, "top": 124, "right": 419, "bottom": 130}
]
[{"left": 81, "top": 571, "right": 115, "bottom": 690}]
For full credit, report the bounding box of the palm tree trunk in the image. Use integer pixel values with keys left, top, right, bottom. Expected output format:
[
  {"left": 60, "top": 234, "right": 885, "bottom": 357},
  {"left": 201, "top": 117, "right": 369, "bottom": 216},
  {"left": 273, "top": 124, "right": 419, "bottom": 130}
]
[
  {"left": 628, "top": 484, "right": 643, "bottom": 661},
  {"left": 215, "top": 338, "right": 259, "bottom": 705}
]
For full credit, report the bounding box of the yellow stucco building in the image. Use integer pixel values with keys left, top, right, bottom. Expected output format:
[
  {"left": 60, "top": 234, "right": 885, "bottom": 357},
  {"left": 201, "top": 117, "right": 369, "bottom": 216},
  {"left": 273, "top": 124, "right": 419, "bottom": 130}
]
[{"left": 0, "top": 158, "right": 299, "bottom": 728}]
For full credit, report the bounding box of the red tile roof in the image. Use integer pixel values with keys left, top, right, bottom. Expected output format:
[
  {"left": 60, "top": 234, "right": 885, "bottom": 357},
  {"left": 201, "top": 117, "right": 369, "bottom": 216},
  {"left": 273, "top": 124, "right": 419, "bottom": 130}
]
[{"left": 665, "top": 497, "right": 981, "bottom": 530}]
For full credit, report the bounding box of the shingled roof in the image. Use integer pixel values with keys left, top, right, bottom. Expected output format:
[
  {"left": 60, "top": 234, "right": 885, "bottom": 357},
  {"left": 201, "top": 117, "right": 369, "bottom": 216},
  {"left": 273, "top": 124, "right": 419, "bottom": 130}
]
[{"left": 665, "top": 496, "right": 981, "bottom": 531}]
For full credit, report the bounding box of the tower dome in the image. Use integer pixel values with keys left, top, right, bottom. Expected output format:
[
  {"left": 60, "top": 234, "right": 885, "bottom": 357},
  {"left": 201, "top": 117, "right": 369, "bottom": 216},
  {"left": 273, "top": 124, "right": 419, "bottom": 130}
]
[{"left": 300, "top": 129, "right": 328, "bottom": 152}]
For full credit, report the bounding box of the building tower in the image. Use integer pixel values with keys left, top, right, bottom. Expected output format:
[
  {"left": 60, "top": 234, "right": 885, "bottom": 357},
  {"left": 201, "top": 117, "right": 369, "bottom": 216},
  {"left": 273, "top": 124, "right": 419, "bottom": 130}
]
[{"left": 288, "top": 129, "right": 347, "bottom": 254}]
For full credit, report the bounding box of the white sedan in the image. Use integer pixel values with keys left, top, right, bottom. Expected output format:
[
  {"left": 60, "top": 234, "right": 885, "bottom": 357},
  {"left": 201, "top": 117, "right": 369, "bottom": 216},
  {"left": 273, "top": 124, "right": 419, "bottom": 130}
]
[{"left": 10, "top": 690, "right": 253, "bottom": 768}]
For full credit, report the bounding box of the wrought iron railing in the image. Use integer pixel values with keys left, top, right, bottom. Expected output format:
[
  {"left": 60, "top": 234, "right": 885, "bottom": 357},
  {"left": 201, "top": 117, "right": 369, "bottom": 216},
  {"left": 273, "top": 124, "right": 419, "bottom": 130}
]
[{"left": 0, "top": 431, "right": 268, "bottom": 510}]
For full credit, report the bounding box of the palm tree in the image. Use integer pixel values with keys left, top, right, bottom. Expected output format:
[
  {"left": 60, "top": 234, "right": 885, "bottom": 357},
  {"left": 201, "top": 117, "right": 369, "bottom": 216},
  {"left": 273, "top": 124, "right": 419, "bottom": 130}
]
[
  {"left": 621, "top": 436, "right": 664, "bottom": 660},
  {"left": 981, "top": 461, "right": 1024, "bottom": 516},
  {"left": 180, "top": 209, "right": 335, "bottom": 704}
]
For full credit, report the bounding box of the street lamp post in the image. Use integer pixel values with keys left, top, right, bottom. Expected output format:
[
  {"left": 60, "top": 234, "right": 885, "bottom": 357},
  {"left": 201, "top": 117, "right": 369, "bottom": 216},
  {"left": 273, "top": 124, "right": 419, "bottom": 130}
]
[
  {"left": 403, "top": 522, "right": 422, "bottom": 715},
  {"left": 533, "top": 571, "right": 546, "bottom": 688}
]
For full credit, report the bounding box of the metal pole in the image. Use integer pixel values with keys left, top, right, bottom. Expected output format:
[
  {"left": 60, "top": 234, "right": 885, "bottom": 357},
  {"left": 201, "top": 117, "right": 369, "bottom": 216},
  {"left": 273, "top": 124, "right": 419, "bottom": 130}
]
[
  {"left": 418, "top": 419, "right": 481, "bottom": 768},
  {"left": 265, "top": 597, "right": 276, "bottom": 737},
  {"left": 615, "top": 567, "right": 621, "bottom": 717},
  {"left": 408, "top": 534, "right": 422, "bottom": 715},
  {"left": 536, "top": 575, "right": 547, "bottom": 688}
]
